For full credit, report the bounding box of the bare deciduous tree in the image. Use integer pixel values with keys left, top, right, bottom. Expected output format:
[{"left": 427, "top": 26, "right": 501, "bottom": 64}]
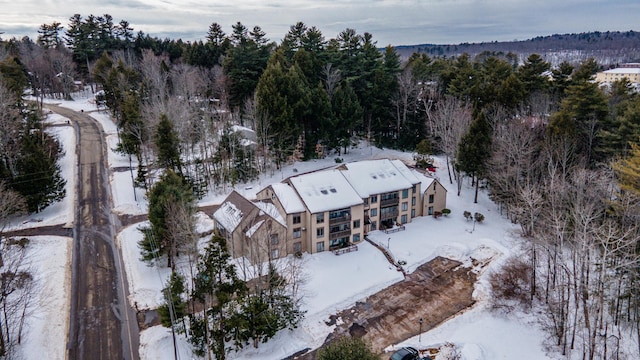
[
  {"left": 393, "top": 69, "right": 419, "bottom": 144},
  {"left": 322, "top": 64, "right": 341, "bottom": 102},
  {"left": 0, "top": 239, "right": 36, "bottom": 358},
  {"left": 425, "top": 95, "right": 472, "bottom": 185}
]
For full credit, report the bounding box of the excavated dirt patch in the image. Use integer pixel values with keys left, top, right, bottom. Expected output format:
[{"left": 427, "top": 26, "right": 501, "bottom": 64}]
[{"left": 294, "top": 256, "right": 477, "bottom": 359}]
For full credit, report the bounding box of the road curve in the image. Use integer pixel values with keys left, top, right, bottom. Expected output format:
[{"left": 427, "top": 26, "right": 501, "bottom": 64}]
[{"left": 45, "top": 104, "right": 139, "bottom": 360}]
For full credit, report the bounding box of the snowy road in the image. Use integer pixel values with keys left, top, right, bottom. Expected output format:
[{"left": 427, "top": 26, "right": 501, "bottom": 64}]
[{"left": 45, "top": 104, "right": 139, "bottom": 360}]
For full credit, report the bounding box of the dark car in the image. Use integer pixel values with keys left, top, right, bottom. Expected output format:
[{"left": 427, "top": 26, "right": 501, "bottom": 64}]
[{"left": 390, "top": 346, "right": 420, "bottom": 360}]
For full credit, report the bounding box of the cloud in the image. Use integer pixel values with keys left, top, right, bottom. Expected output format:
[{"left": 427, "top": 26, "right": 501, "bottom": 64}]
[{"left": 1, "top": 0, "right": 639, "bottom": 45}]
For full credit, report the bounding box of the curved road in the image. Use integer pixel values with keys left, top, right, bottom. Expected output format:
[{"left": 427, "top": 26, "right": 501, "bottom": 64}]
[{"left": 45, "top": 105, "right": 139, "bottom": 360}]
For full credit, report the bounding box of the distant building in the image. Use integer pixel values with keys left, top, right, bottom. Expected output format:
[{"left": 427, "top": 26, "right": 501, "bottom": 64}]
[
  {"left": 216, "top": 159, "right": 447, "bottom": 263},
  {"left": 595, "top": 64, "right": 640, "bottom": 89}
]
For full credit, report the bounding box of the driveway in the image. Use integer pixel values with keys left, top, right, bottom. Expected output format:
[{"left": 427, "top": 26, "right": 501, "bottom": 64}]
[{"left": 45, "top": 104, "right": 139, "bottom": 360}]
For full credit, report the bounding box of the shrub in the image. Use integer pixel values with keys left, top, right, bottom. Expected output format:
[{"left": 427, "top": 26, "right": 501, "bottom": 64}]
[
  {"left": 474, "top": 212, "right": 485, "bottom": 223},
  {"left": 489, "top": 256, "right": 532, "bottom": 308},
  {"left": 463, "top": 211, "right": 472, "bottom": 221},
  {"left": 317, "top": 336, "right": 378, "bottom": 360},
  {"left": 433, "top": 211, "right": 443, "bottom": 218},
  {"left": 442, "top": 208, "right": 451, "bottom": 216},
  {"left": 335, "top": 157, "right": 343, "bottom": 163}
]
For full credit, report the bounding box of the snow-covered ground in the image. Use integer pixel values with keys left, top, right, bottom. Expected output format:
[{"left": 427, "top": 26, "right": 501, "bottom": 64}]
[
  {"left": 9, "top": 92, "right": 564, "bottom": 359},
  {"left": 6, "top": 110, "right": 77, "bottom": 359},
  {"left": 16, "top": 236, "right": 72, "bottom": 360}
]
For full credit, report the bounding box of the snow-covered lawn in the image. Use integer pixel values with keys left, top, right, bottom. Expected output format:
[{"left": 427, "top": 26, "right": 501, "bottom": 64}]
[
  {"left": 11, "top": 93, "right": 564, "bottom": 360},
  {"left": 14, "top": 236, "right": 72, "bottom": 360},
  {"left": 5, "top": 116, "right": 76, "bottom": 230},
  {"left": 127, "top": 158, "right": 550, "bottom": 360}
]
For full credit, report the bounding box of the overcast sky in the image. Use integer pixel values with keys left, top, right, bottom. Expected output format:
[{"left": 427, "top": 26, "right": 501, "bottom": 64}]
[{"left": 1, "top": 0, "right": 639, "bottom": 46}]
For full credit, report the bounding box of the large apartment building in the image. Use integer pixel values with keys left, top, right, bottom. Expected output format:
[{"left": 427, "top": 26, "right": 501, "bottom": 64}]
[
  {"left": 215, "top": 159, "right": 447, "bottom": 263},
  {"left": 595, "top": 63, "right": 640, "bottom": 89}
]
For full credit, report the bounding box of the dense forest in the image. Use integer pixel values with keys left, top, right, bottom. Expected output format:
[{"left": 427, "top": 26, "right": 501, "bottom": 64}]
[
  {"left": 2, "top": 13, "right": 640, "bottom": 359},
  {"left": 397, "top": 30, "right": 640, "bottom": 66}
]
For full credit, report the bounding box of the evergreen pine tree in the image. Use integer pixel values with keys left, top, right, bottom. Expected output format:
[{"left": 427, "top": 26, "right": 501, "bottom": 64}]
[
  {"left": 155, "top": 113, "right": 182, "bottom": 173},
  {"left": 190, "top": 235, "right": 247, "bottom": 359},
  {"left": 157, "top": 271, "right": 187, "bottom": 328},
  {"left": 457, "top": 111, "right": 492, "bottom": 203},
  {"left": 613, "top": 142, "right": 640, "bottom": 197},
  {"left": 11, "top": 112, "right": 66, "bottom": 213},
  {"left": 139, "top": 170, "right": 194, "bottom": 268}
]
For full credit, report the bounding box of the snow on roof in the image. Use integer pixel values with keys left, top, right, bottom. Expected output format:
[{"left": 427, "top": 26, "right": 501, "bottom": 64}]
[
  {"left": 213, "top": 201, "right": 243, "bottom": 232},
  {"left": 340, "top": 159, "right": 416, "bottom": 198},
  {"left": 240, "top": 138, "right": 256, "bottom": 147},
  {"left": 288, "top": 169, "right": 363, "bottom": 214},
  {"left": 391, "top": 159, "right": 421, "bottom": 184},
  {"left": 270, "top": 182, "right": 306, "bottom": 214},
  {"left": 245, "top": 219, "right": 265, "bottom": 237},
  {"left": 603, "top": 68, "right": 640, "bottom": 74},
  {"left": 231, "top": 124, "right": 255, "bottom": 134},
  {"left": 254, "top": 201, "right": 287, "bottom": 227},
  {"left": 412, "top": 169, "right": 437, "bottom": 191}
]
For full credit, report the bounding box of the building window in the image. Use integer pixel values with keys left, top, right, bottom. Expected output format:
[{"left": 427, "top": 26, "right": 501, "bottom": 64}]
[
  {"left": 316, "top": 242, "right": 325, "bottom": 252},
  {"left": 402, "top": 189, "right": 409, "bottom": 199},
  {"left": 316, "top": 213, "right": 324, "bottom": 223},
  {"left": 401, "top": 215, "right": 407, "bottom": 224},
  {"left": 364, "top": 198, "right": 369, "bottom": 205},
  {"left": 293, "top": 242, "right": 302, "bottom": 253},
  {"left": 402, "top": 202, "right": 408, "bottom": 211},
  {"left": 428, "top": 206, "right": 433, "bottom": 215},
  {"left": 371, "top": 221, "right": 377, "bottom": 231},
  {"left": 293, "top": 214, "right": 301, "bottom": 224},
  {"left": 411, "top": 209, "right": 416, "bottom": 218},
  {"left": 353, "top": 219, "right": 361, "bottom": 229},
  {"left": 428, "top": 194, "right": 434, "bottom": 204},
  {"left": 412, "top": 184, "right": 417, "bottom": 193},
  {"left": 293, "top": 227, "right": 302, "bottom": 238},
  {"left": 370, "top": 208, "right": 377, "bottom": 217},
  {"left": 371, "top": 195, "right": 378, "bottom": 203},
  {"left": 270, "top": 234, "right": 279, "bottom": 245},
  {"left": 317, "top": 227, "right": 324, "bottom": 237},
  {"left": 271, "top": 249, "right": 279, "bottom": 259},
  {"left": 412, "top": 197, "right": 416, "bottom": 206},
  {"left": 353, "top": 233, "right": 361, "bottom": 243}
]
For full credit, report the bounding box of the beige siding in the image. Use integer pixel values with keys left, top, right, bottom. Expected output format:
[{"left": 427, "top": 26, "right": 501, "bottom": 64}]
[
  {"left": 256, "top": 186, "right": 288, "bottom": 218},
  {"left": 595, "top": 71, "right": 640, "bottom": 84},
  {"left": 423, "top": 180, "right": 447, "bottom": 215},
  {"left": 286, "top": 212, "right": 307, "bottom": 254}
]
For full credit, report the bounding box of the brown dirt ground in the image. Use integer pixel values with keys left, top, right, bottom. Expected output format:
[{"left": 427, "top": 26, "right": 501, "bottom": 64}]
[{"left": 292, "top": 256, "right": 479, "bottom": 359}]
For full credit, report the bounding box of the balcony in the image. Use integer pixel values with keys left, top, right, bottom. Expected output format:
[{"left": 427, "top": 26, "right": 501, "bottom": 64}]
[
  {"left": 380, "top": 208, "right": 399, "bottom": 221},
  {"left": 329, "top": 229, "right": 352, "bottom": 240},
  {"left": 380, "top": 197, "right": 399, "bottom": 207},
  {"left": 329, "top": 214, "right": 350, "bottom": 225},
  {"left": 329, "top": 240, "right": 353, "bottom": 251}
]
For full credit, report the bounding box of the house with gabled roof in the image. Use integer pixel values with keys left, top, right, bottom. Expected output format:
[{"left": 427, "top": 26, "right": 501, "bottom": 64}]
[
  {"left": 419, "top": 174, "right": 448, "bottom": 216},
  {"left": 213, "top": 190, "right": 288, "bottom": 263}
]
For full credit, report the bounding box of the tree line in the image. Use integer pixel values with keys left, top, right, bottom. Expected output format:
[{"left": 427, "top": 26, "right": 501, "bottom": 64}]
[{"left": 3, "top": 13, "right": 640, "bottom": 358}]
